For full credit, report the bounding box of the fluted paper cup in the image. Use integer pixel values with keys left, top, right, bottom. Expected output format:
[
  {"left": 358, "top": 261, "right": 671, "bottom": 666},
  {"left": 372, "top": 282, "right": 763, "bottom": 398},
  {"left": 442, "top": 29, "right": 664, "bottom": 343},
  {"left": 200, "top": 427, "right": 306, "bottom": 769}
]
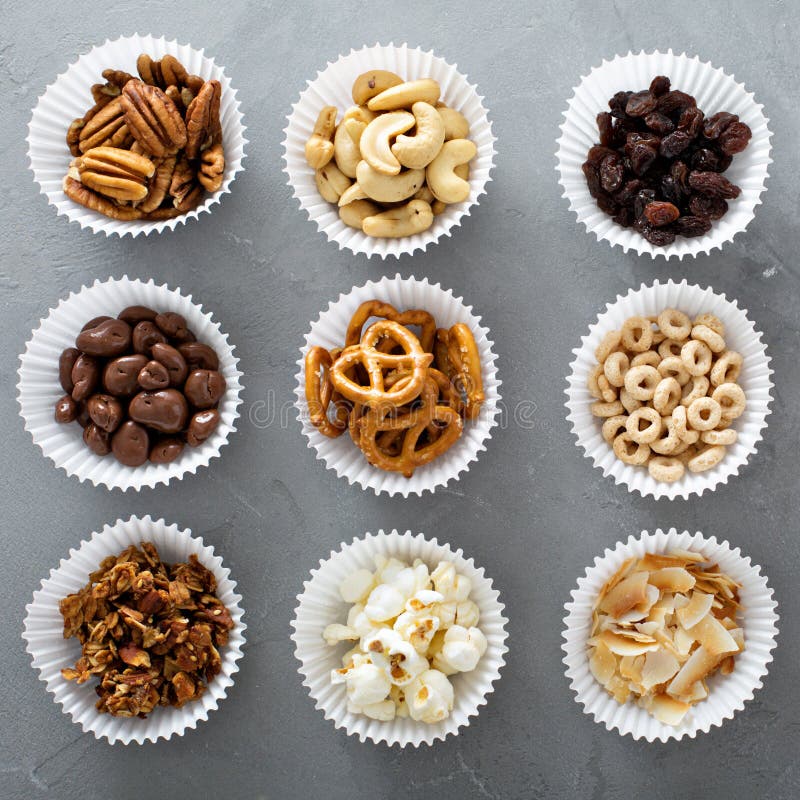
[
  {"left": 17, "top": 276, "right": 243, "bottom": 491},
  {"left": 565, "top": 279, "right": 772, "bottom": 500},
  {"left": 21, "top": 515, "right": 246, "bottom": 744},
  {"left": 282, "top": 42, "right": 496, "bottom": 258},
  {"left": 295, "top": 274, "right": 501, "bottom": 496},
  {"left": 556, "top": 49, "right": 772, "bottom": 258},
  {"left": 291, "top": 529, "right": 509, "bottom": 746},
  {"left": 28, "top": 33, "right": 247, "bottom": 237},
  {"left": 562, "top": 527, "right": 778, "bottom": 742}
]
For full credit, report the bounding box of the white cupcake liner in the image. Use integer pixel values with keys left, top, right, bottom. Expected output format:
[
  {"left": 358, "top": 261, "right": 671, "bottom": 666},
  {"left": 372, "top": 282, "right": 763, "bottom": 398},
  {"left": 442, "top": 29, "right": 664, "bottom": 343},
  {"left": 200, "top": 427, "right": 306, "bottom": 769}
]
[
  {"left": 21, "top": 515, "right": 246, "bottom": 744},
  {"left": 562, "top": 527, "right": 778, "bottom": 742},
  {"left": 282, "top": 42, "right": 496, "bottom": 259},
  {"left": 28, "top": 33, "right": 247, "bottom": 237},
  {"left": 565, "top": 279, "right": 772, "bottom": 500},
  {"left": 294, "top": 274, "right": 501, "bottom": 496},
  {"left": 291, "top": 529, "right": 509, "bottom": 747},
  {"left": 17, "top": 276, "right": 243, "bottom": 491},
  {"left": 556, "top": 49, "right": 772, "bottom": 259}
]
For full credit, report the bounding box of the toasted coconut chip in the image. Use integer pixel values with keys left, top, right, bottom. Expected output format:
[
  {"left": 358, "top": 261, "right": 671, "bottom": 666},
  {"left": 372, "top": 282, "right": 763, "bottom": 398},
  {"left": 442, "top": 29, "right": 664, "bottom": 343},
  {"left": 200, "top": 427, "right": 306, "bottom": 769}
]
[
  {"left": 669, "top": 548, "right": 706, "bottom": 563},
  {"left": 641, "top": 649, "right": 681, "bottom": 691},
  {"left": 594, "top": 557, "right": 636, "bottom": 608},
  {"left": 729, "top": 627, "right": 745, "bottom": 651},
  {"left": 599, "top": 629, "right": 660, "bottom": 657},
  {"left": 672, "top": 592, "right": 690, "bottom": 610},
  {"left": 589, "top": 641, "right": 617, "bottom": 687},
  {"left": 599, "top": 571, "right": 650, "bottom": 619},
  {"left": 616, "top": 583, "right": 660, "bottom": 623},
  {"left": 673, "top": 626, "right": 695, "bottom": 658},
  {"left": 677, "top": 680, "right": 708, "bottom": 704},
  {"left": 687, "top": 614, "right": 739, "bottom": 656},
  {"left": 619, "top": 654, "right": 644, "bottom": 683},
  {"left": 677, "top": 591, "right": 713, "bottom": 629},
  {"left": 649, "top": 567, "right": 696, "bottom": 594},
  {"left": 668, "top": 645, "right": 723, "bottom": 698},
  {"left": 607, "top": 674, "right": 631, "bottom": 704},
  {"left": 650, "top": 693, "right": 691, "bottom": 726},
  {"left": 635, "top": 620, "right": 660, "bottom": 636}
]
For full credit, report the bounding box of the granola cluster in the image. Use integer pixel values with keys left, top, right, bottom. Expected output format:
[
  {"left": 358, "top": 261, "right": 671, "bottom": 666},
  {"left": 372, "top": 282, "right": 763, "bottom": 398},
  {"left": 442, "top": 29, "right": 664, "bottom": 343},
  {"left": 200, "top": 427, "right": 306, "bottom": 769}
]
[{"left": 59, "top": 542, "right": 234, "bottom": 717}]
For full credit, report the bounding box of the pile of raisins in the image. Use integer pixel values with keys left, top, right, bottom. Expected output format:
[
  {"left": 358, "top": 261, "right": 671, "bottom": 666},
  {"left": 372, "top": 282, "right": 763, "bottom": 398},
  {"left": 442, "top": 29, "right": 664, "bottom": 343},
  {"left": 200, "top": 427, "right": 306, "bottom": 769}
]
[{"left": 582, "top": 75, "right": 752, "bottom": 246}]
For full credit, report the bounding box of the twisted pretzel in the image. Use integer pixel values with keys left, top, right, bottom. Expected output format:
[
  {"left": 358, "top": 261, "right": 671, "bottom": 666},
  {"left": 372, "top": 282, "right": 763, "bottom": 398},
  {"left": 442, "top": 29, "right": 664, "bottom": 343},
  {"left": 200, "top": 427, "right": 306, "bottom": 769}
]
[
  {"left": 331, "top": 320, "right": 433, "bottom": 407},
  {"left": 304, "top": 346, "right": 348, "bottom": 438},
  {"left": 445, "top": 323, "right": 485, "bottom": 420},
  {"left": 357, "top": 378, "right": 463, "bottom": 477},
  {"left": 345, "top": 301, "right": 436, "bottom": 353}
]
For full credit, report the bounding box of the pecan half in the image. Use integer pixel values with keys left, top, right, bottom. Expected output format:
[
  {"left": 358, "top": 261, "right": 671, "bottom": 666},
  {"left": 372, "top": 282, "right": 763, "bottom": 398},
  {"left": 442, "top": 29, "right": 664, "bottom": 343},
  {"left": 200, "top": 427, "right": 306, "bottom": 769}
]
[
  {"left": 63, "top": 176, "right": 143, "bottom": 220},
  {"left": 198, "top": 142, "right": 224, "bottom": 192},
  {"left": 78, "top": 97, "right": 128, "bottom": 153},
  {"left": 138, "top": 154, "right": 176, "bottom": 213},
  {"left": 164, "top": 85, "right": 186, "bottom": 116},
  {"left": 136, "top": 53, "right": 164, "bottom": 87},
  {"left": 77, "top": 146, "right": 155, "bottom": 203},
  {"left": 184, "top": 80, "right": 221, "bottom": 159},
  {"left": 121, "top": 80, "right": 187, "bottom": 158},
  {"left": 102, "top": 68, "right": 134, "bottom": 90}
]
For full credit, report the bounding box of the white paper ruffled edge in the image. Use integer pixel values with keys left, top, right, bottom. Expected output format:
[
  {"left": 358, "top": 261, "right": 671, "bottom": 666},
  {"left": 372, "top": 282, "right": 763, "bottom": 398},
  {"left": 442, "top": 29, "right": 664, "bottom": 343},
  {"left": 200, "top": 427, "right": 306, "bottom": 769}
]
[
  {"left": 555, "top": 49, "right": 772, "bottom": 259},
  {"left": 564, "top": 278, "right": 773, "bottom": 500},
  {"left": 294, "top": 274, "right": 501, "bottom": 496},
  {"left": 27, "top": 32, "right": 247, "bottom": 237},
  {"left": 282, "top": 42, "right": 496, "bottom": 259},
  {"left": 21, "top": 515, "right": 247, "bottom": 744},
  {"left": 291, "top": 529, "right": 509, "bottom": 747},
  {"left": 17, "top": 275, "right": 244, "bottom": 491},
  {"left": 562, "top": 527, "right": 778, "bottom": 742}
]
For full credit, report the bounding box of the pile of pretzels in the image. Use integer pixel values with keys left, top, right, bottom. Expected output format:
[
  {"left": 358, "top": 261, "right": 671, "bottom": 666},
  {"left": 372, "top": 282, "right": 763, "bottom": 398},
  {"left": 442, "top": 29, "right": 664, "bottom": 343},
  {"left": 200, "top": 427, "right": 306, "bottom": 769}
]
[{"left": 304, "top": 301, "right": 485, "bottom": 477}]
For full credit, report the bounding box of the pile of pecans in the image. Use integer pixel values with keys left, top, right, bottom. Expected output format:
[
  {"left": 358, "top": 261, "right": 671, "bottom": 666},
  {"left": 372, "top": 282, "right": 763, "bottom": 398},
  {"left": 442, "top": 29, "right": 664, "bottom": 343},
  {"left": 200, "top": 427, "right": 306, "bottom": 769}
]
[
  {"left": 59, "top": 542, "right": 234, "bottom": 717},
  {"left": 64, "top": 53, "right": 224, "bottom": 221}
]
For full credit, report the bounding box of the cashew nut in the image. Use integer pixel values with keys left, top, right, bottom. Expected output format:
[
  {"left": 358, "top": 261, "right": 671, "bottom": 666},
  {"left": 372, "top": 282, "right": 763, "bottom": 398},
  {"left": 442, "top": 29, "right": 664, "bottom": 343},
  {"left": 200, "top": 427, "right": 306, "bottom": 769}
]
[
  {"left": 414, "top": 185, "right": 435, "bottom": 204},
  {"left": 315, "top": 162, "right": 351, "bottom": 203},
  {"left": 352, "top": 70, "right": 404, "bottom": 105},
  {"left": 426, "top": 138, "right": 476, "bottom": 204},
  {"left": 454, "top": 163, "right": 469, "bottom": 181},
  {"left": 305, "top": 106, "right": 337, "bottom": 169},
  {"left": 362, "top": 199, "right": 434, "bottom": 237},
  {"left": 356, "top": 160, "right": 425, "bottom": 203},
  {"left": 333, "top": 121, "right": 363, "bottom": 178},
  {"left": 339, "top": 199, "right": 381, "bottom": 229},
  {"left": 391, "top": 102, "right": 446, "bottom": 170},
  {"left": 359, "top": 111, "right": 415, "bottom": 175},
  {"left": 432, "top": 200, "right": 447, "bottom": 215},
  {"left": 338, "top": 182, "right": 368, "bottom": 207},
  {"left": 367, "top": 79, "right": 441, "bottom": 111},
  {"left": 343, "top": 105, "right": 377, "bottom": 125},
  {"left": 343, "top": 118, "right": 366, "bottom": 147},
  {"left": 437, "top": 106, "right": 470, "bottom": 141}
]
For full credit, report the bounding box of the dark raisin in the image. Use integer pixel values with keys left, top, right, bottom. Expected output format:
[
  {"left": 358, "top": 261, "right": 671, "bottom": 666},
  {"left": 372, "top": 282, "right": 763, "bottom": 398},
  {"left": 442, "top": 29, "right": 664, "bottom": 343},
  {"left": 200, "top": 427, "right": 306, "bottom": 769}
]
[
  {"left": 644, "top": 201, "right": 680, "bottom": 227},
  {"left": 626, "top": 131, "right": 661, "bottom": 149},
  {"left": 596, "top": 192, "right": 618, "bottom": 215},
  {"left": 719, "top": 121, "right": 752, "bottom": 155},
  {"left": 677, "top": 106, "right": 705, "bottom": 138},
  {"left": 612, "top": 206, "right": 634, "bottom": 227},
  {"left": 613, "top": 179, "right": 645, "bottom": 206},
  {"left": 609, "top": 90, "right": 633, "bottom": 119},
  {"left": 670, "top": 161, "right": 690, "bottom": 188},
  {"left": 703, "top": 111, "right": 738, "bottom": 139},
  {"left": 691, "top": 148, "right": 722, "bottom": 172},
  {"left": 600, "top": 154, "right": 624, "bottom": 192},
  {"left": 649, "top": 75, "right": 671, "bottom": 97},
  {"left": 626, "top": 90, "right": 657, "bottom": 117},
  {"left": 644, "top": 112, "right": 675, "bottom": 135},
  {"left": 582, "top": 162, "right": 601, "bottom": 198},
  {"left": 586, "top": 145, "right": 618, "bottom": 167},
  {"left": 659, "top": 130, "right": 693, "bottom": 158},
  {"left": 597, "top": 112, "right": 614, "bottom": 146},
  {"left": 674, "top": 215, "right": 713, "bottom": 237},
  {"left": 635, "top": 219, "right": 676, "bottom": 246},
  {"left": 660, "top": 175, "right": 681, "bottom": 205},
  {"left": 688, "top": 170, "right": 741, "bottom": 199},
  {"left": 657, "top": 90, "right": 696, "bottom": 117},
  {"left": 689, "top": 193, "right": 729, "bottom": 219},
  {"left": 629, "top": 143, "right": 658, "bottom": 176},
  {"left": 634, "top": 189, "right": 657, "bottom": 219}
]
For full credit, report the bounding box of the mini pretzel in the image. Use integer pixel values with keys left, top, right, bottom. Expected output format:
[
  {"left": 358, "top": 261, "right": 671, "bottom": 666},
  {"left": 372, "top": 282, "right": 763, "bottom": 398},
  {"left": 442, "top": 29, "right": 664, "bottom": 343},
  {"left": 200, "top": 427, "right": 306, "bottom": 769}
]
[
  {"left": 621, "top": 316, "right": 653, "bottom": 352},
  {"left": 653, "top": 377, "right": 681, "bottom": 415},
  {"left": 692, "top": 324, "right": 726, "bottom": 353},
  {"left": 304, "top": 346, "right": 348, "bottom": 438},
  {"left": 626, "top": 407, "right": 662, "bottom": 444},
  {"left": 648, "top": 456, "right": 685, "bottom": 483},
  {"left": 710, "top": 351, "right": 742, "bottom": 386},
  {"left": 603, "top": 352, "right": 629, "bottom": 387},
  {"left": 331, "top": 319, "right": 433, "bottom": 407},
  {"left": 657, "top": 309, "right": 692, "bottom": 340},
  {"left": 712, "top": 383, "right": 746, "bottom": 420},
  {"left": 687, "top": 396, "right": 722, "bottom": 431},
  {"left": 345, "top": 301, "right": 436, "bottom": 353},
  {"left": 681, "top": 340, "right": 712, "bottom": 377},
  {"left": 445, "top": 323, "right": 485, "bottom": 420},
  {"left": 624, "top": 365, "right": 660, "bottom": 401},
  {"left": 613, "top": 432, "right": 650, "bottom": 465}
]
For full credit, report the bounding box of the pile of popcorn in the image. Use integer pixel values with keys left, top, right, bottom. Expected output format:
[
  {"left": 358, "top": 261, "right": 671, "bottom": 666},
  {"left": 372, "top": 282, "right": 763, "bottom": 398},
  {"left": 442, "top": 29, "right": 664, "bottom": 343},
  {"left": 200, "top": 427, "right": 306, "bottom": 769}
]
[{"left": 323, "top": 555, "right": 488, "bottom": 724}]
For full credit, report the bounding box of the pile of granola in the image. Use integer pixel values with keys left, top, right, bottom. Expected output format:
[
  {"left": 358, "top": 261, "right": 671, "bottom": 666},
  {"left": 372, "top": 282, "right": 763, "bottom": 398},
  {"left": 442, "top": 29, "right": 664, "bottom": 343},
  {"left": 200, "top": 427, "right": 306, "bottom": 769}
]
[{"left": 59, "top": 542, "right": 234, "bottom": 717}]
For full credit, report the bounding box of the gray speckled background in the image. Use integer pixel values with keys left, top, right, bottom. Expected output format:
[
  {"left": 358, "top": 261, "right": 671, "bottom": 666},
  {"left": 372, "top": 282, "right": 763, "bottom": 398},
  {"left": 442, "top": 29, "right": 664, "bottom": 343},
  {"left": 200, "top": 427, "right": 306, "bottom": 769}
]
[{"left": 2, "top": 1, "right": 798, "bottom": 798}]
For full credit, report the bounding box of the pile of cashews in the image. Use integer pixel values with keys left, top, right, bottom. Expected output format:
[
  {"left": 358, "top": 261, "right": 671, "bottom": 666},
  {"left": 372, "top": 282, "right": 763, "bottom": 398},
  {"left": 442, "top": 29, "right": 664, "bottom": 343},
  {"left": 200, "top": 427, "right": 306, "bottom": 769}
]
[{"left": 304, "top": 70, "right": 476, "bottom": 238}]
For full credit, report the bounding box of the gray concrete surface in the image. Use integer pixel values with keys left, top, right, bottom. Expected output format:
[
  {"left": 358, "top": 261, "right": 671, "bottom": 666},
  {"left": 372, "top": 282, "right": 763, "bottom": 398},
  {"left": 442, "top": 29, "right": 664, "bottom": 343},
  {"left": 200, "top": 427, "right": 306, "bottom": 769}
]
[{"left": 2, "top": 1, "right": 798, "bottom": 798}]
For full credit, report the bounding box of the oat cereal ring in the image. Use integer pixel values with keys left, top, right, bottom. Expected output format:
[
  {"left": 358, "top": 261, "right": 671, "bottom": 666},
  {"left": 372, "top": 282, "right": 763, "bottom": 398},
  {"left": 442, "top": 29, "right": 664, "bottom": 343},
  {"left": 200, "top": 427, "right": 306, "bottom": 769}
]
[
  {"left": 651, "top": 329, "right": 667, "bottom": 345},
  {"left": 602, "top": 414, "right": 629, "bottom": 444},
  {"left": 658, "top": 355, "right": 690, "bottom": 386},
  {"left": 626, "top": 407, "right": 662, "bottom": 444},
  {"left": 613, "top": 432, "right": 651, "bottom": 465},
  {"left": 587, "top": 363, "right": 605, "bottom": 400},
  {"left": 624, "top": 364, "right": 660, "bottom": 401},
  {"left": 710, "top": 350, "right": 743, "bottom": 387},
  {"left": 591, "top": 400, "right": 625, "bottom": 418},
  {"left": 712, "top": 382, "right": 746, "bottom": 420},
  {"left": 671, "top": 405, "right": 696, "bottom": 443},
  {"left": 687, "top": 444, "right": 726, "bottom": 473},
  {"left": 657, "top": 308, "right": 692, "bottom": 340},
  {"left": 681, "top": 375, "right": 710, "bottom": 407},
  {"left": 595, "top": 330, "right": 622, "bottom": 363},
  {"left": 650, "top": 416, "right": 681, "bottom": 455},
  {"left": 653, "top": 377, "right": 681, "bottom": 415},
  {"left": 694, "top": 313, "right": 725, "bottom": 337},
  {"left": 597, "top": 374, "right": 618, "bottom": 403},
  {"left": 620, "top": 388, "right": 642, "bottom": 414},
  {"left": 687, "top": 396, "right": 722, "bottom": 431},
  {"left": 691, "top": 324, "right": 726, "bottom": 354},
  {"left": 681, "top": 339, "right": 712, "bottom": 377},
  {"left": 603, "top": 351, "right": 630, "bottom": 388},
  {"left": 621, "top": 316, "right": 654, "bottom": 353},
  {"left": 658, "top": 338, "right": 685, "bottom": 360},
  {"left": 648, "top": 455, "right": 685, "bottom": 483},
  {"left": 701, "top": 428, "right": 738, "bottom": 445},
  {"left": 631, "top": 350, "right": 661, "bottom": 368}
]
